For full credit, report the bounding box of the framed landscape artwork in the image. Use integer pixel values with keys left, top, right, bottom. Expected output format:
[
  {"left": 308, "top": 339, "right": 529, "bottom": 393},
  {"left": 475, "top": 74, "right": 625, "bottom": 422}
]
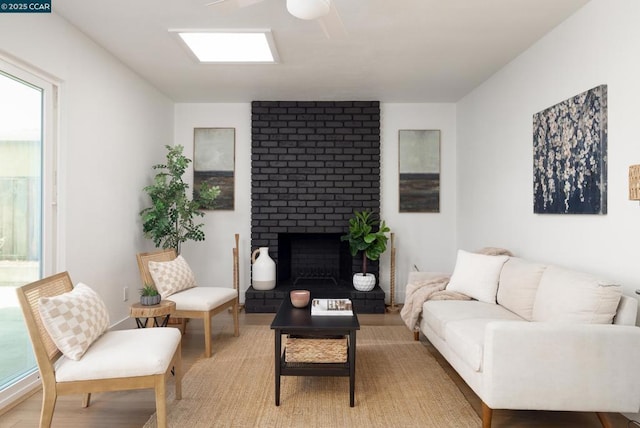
[
  {"left": 399, "top": 129, "right": 440, "bottom": 212},
  {"left": 193, "top": 127, "right": 235, "bottom": 210},
  {"left": 533, "top": 85, "right": 608, "bottom": 214}
]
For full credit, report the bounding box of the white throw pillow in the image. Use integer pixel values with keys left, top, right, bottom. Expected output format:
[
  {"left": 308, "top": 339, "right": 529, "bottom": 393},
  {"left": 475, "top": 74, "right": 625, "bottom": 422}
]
[
  {"left": 532, "top": 265, "right": 622, "bottom": 324},
  {"left": 39, "top": 283, "right": 110, "bottom": 361},
  {"left": 446, "top": 250, "right": 509, "bottom": 304},
  {"left": 148, "top": 255, "right": 196, "bottom": 299}
]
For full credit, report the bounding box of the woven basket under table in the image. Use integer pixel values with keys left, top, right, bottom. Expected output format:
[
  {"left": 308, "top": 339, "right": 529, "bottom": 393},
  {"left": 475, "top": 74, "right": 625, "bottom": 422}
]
[{"left": 285, "top": 336, "right": 348, "bottom": 363}]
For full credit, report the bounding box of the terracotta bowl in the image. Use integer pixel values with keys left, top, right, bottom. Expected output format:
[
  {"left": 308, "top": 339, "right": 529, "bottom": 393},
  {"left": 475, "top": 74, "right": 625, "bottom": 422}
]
[{"left": 290, "top": 290, "right": 310, "bottom": 308}]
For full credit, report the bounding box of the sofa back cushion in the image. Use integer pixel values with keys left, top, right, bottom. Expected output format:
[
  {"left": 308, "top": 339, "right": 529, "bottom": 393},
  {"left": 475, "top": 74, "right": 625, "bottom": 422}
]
[
  {"left": 446, "top": 250, "right": 509, "bottom": 303},
  {"left": 532, "top": 265, "right": 622, "bottom": 324},
  {"left": 497, "top": 257, "right": 546, "bottom": 321}
]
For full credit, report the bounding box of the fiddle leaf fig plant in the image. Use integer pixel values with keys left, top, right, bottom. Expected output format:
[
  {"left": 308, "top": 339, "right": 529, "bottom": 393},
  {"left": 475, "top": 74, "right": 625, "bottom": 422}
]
[
  {"left": 340, "top": 210, "right": 390, "bottom": 275},
  {"left": 140, "top": 144, "right": 220, "bottom": 253}
]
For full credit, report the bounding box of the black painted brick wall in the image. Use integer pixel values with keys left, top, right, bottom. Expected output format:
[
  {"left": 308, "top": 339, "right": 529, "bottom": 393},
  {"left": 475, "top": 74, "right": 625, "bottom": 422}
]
[{"left": 251, "top": 100, "right": 381, "bottom": 277}]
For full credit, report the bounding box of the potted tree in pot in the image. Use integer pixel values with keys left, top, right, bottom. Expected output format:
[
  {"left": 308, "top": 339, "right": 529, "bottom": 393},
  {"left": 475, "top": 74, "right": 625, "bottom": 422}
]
[
  {"left": 341, "top": 210, "right": 391, "bottom": 291},
  {"left": 140, "top": 144, "right": 220, "bottom": 254}
]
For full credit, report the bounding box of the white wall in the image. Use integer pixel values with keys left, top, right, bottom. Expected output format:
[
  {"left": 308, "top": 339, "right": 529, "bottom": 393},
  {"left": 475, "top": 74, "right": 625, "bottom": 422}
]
[
  {"left": 174, "top": 104, "right": 252, "bottom": 299},
  {"left": 456, "top": 0, "right": 640, "bottom": 297},
  {"left": 0, "top": 13, "right": 174, "bottom": 323},
  {"left": 174, "top": 102, "right": 457, "bottom": 303},
  {"left": 380, "top": 104, "right": 457, "bottom": 302}
]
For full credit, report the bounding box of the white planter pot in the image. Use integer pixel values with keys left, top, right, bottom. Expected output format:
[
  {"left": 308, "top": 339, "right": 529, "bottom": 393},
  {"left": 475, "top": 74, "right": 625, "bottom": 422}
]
[{"left": 353, "top": 273, "right": 375, "bottom": 291}]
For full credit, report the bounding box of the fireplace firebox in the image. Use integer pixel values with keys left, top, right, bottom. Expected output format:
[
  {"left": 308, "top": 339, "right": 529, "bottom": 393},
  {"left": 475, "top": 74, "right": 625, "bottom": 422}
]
[{"left": 277, "top": 233, "right": 352, "bottom": 288}]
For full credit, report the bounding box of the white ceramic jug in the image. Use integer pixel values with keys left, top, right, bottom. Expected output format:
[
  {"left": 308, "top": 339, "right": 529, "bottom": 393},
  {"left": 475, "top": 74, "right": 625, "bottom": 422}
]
[{"left": 251, "top": 247, "right": 276, "bottom": 290}]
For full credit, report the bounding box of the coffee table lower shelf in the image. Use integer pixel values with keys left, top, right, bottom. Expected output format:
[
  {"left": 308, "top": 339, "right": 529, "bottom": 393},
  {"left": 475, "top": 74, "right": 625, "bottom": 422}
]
[
  {"left": 277, "top": 346, "right": 355, "bottom": 406},
  {"left": 280, "top": 349, "right": 351, "bottom": 375}
]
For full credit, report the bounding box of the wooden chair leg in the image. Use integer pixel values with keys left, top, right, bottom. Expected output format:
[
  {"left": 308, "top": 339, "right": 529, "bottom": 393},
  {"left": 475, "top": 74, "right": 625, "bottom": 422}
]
[
  {"left": 154, "top": 376, "right": 167, "bottom": 428},
  {"left": 174, "top": 345, "right": 182, "bottom": 401},
  {"left": 233, "top": 301, "right": 240, "bottom": 337},
  {"left": 40, "top": 385, "right": 57, "bottom": 428},
  {"left": 81, "top": 393, "right": 91, "bottom": 408},
  {"left": 596, "top": 412, "right": 612, "bottom": 428},
  {"left": 481, "top": 402, "right": 493, "bottom": 428},
  {"left": 204, "top": 314, "right": 212, "bottom": 358}
]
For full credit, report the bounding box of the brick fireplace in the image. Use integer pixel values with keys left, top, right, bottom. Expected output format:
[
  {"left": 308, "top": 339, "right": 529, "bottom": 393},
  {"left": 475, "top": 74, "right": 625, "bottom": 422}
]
[{"left": 246, "top": 100, "right": 385, "bottom": 313}]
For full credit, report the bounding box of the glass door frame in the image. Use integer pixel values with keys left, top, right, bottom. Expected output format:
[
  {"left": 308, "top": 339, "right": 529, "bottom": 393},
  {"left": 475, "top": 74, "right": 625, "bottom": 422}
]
[{"left": 0, "top": 52, "right": 59, "bottom": 410}]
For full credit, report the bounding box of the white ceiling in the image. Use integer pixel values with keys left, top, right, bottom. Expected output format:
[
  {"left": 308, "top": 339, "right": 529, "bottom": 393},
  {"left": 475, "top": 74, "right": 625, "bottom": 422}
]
[{"left": 53, "top": 0, "right": 589, "bottom": 103}]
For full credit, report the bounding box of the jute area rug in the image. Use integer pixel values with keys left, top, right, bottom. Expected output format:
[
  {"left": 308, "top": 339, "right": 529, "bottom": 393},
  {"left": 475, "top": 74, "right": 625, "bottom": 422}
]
[{"left": 143, "top": 325, "right": 480, "bottom": 428}]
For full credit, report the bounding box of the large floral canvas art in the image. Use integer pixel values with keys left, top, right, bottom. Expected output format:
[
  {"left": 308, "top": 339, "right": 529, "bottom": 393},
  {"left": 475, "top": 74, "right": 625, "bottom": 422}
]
[{"left": 533, "top": 85, "right": 608, "bottom": 214}]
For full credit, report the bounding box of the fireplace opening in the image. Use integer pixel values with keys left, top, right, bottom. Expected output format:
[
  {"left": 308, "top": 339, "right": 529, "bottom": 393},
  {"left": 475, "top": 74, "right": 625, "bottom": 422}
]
[{"left": 277, "top": 233, "right": 352, "bottom": 288}]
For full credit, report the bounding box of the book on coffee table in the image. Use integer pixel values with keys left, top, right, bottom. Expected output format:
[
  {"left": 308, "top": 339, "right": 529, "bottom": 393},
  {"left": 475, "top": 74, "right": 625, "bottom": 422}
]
[{"left": 311, "top": 298, "right": 353, "bottom": 316}]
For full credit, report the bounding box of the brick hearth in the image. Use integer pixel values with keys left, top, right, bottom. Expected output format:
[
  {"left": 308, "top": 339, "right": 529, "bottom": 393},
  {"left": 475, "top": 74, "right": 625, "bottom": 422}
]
[{"left": 248, "top": 100, "right": 385, "bottom": 313}]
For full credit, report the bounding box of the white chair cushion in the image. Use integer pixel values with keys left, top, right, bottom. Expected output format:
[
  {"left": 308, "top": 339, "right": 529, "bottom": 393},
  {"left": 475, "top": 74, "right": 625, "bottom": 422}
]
[
  {"left": 446, "top": 250, "right": 509, "bottom": 303},
  {"left": 39, "top": 283, "right": 109, "bottom": 361},
  {"left": 497, "top": 257, "right": 546, "bottom": 321},
  {"left": 166, "top": 286, "right": 237, "bottom": 312},
  {"left": 532, "top": 265, "right": 622, "bottom": 324},
  {"left": 55, "top": 328, "right": 181, "bottom": 382},
  {"left": 148, "top": 255, "right": 196, "bottom": 299}
]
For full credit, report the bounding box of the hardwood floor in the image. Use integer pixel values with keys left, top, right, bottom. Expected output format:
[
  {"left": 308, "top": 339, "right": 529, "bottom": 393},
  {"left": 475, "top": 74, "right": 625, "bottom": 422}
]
[{"left": 0, "top": 311, "right": 633, "bottom": 427}]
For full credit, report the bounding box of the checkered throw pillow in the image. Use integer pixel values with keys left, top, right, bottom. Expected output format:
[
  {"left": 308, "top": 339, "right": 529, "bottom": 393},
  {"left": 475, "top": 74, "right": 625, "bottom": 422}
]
[
  {"left": 39, "top": 283, "right": 110, "bottom": 361},
  {"left": 148, "top": 255, "right": 196, "bottom": 299}
]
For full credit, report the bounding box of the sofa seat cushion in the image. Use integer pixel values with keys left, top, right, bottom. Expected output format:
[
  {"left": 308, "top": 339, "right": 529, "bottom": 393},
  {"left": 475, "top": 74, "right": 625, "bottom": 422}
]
[
  {"left": 423, "top": 300, "right": 523, "bottom": 340},
  {"left": 532, "top": 265, "right": 622, "bottom": 324},
  {"left": 167, "top": 286, "right": 236, "bottom": 312},
  {"left": 446, "top": 318, "right": 526, "bottom": 372},
  {"left": 497, "top": 257, "right": 547, "bottom": 321},
  {"left": 55, "top": 328, "right": 181, "bottom": 382}
]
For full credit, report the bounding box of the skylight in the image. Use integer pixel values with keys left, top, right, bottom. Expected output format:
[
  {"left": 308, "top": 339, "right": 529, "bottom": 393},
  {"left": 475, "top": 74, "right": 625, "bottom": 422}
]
[{"left": 173, "top": 30, "right": 279, "bottom": 63}]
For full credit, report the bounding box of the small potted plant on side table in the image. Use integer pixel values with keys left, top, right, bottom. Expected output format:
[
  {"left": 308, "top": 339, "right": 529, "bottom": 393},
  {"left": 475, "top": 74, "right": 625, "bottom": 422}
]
[
  {"left": 341, "top": 210, "right": 390, "bottom": 291},
  {"left": 140, "top": 285, "right": 161, "bottom": 306}
]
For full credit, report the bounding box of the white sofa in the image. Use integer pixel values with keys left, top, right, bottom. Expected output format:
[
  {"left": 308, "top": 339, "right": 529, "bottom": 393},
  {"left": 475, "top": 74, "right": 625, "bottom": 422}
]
[{"left": 412, "top": 251, "right": 640, "bottom": 428}]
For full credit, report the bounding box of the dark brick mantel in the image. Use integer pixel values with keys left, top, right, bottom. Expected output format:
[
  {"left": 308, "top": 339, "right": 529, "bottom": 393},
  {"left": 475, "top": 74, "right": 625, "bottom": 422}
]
[{"left": 248, "top": 100, "right": 385, "bottom": 313}]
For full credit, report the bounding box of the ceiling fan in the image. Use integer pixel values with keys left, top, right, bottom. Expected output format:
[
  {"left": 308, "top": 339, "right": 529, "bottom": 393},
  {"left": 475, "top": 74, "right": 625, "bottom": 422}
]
[{"left": 206, "top": 0, "right": 347, "bottom": 39}]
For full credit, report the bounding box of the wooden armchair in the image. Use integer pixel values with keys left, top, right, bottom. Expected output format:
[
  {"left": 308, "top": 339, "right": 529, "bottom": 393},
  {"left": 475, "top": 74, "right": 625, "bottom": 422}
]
[
  {"left": 136, "top": 234, "right": 240, "bottom": 358},
  {"left": 16, "top": 272, "right": 182, "bottom": 428}
]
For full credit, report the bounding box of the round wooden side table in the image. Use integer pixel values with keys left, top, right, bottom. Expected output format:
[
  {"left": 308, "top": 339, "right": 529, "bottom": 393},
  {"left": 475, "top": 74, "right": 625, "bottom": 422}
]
[{"left": 130, "top": 300, "right": 176, "bottom": 328}]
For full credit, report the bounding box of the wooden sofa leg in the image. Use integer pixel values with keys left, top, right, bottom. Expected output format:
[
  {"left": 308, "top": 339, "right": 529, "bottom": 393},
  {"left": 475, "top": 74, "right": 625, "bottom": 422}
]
[
  {"left": 481, "top": 402, "right": 493, "bottom": 428},
  {"left": 596, "top": 412, "right": 612, "bottom": 428},
  {"left": 413, "top": 330, "right": 419, "bottom": 341}
]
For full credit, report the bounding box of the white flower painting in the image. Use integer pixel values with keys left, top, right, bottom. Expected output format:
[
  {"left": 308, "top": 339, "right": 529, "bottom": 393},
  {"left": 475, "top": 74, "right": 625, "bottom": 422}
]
[{"left": 533, "top": 85, "right": 607, "bottom": 214}]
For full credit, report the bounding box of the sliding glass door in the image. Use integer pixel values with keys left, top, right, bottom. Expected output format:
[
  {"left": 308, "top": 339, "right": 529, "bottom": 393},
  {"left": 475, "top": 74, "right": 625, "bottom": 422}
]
[{"left": 0, "top": 59, "right": 57, "bottom": 403}]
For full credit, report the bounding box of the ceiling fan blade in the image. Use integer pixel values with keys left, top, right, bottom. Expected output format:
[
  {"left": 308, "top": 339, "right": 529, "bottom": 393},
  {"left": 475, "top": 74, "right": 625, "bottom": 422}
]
[
  {"left": 206, "top": 0, "right": 263, "bottom": 10},
  {"left": 317, "top": 1, "right": 347, "bottom": 39}
]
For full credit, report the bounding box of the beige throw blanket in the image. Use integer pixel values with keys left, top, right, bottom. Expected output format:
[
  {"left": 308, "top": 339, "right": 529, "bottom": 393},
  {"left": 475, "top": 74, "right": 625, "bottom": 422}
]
[{"left": 400, "top": 275, "right": 471, "bottom": 331}]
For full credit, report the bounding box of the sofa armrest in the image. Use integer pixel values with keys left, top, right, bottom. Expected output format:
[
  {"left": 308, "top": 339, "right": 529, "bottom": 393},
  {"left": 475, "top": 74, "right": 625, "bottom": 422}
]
[{"left": 482, "top": 321, "right": 640, "bottom": 412}]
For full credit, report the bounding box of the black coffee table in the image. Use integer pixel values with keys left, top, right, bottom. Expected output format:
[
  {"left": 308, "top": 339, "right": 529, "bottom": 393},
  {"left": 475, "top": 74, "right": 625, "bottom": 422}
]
[{"left": 270, "top": 297, "right": 360, "bottom": 407}]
